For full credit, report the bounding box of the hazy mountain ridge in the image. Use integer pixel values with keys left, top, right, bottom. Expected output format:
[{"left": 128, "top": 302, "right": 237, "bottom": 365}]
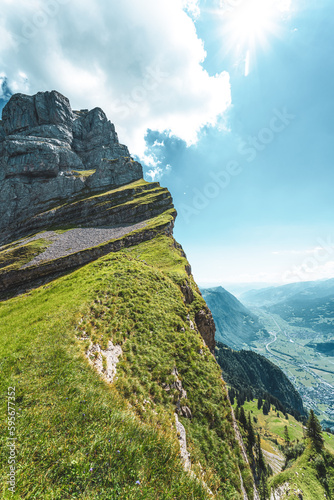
[
  {"left": 267, "top": 294, "right": 334, "bottom": 338},
  {"left": 201, "top": 286, "right": 269, "bottom": 349},
  {"left": 240, "top": 278, "right": 334, "bottom": 307}
]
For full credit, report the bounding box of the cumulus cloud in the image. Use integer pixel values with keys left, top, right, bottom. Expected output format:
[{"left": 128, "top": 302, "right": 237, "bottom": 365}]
[
  {"left": 182, "top": 0, "right": 201, "bottom": 18},
  {"left": 0, "top": 0, "right": 231, "bottom": 157}
]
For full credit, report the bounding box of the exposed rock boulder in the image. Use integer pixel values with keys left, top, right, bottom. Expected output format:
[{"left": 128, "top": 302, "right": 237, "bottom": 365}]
[
  {"left": 2, "top": 91, "right": 73, "bottom": 141},
  {"left": 180, "top": 280, "right": 194, "bottom": 304},
  {"left": 195, "top": 308, "right": 216, "bottom": 353},
  {"left": 2, "top": 136, "right": 83, "bottom": 178},
  {"left": 86, "top": 341, "right": 122, "bottom": 384},
  {"left": 0, "top": 90, "right": 143, "bottom": 244},
  {"left": 175, "top": 413, "right": 191, "bottom": 470},
  {"left": 72, "top": 107, "right": 130, "bottom": 167}
]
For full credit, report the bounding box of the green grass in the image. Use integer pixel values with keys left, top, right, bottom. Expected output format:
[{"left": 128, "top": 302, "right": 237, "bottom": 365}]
[
  {"left": 236, "top": 399, "right": 334, "bottom": 456},
  {"left": 72, "top": 170, "right": 96, "bottom": 177},
  {"left": 269, "top": 443, "right": 334, "bottom": 499},
  {"left": 124, "top": 234, "right": 189, "bottom": 282},
  {"left": 0, "top": 235, "right": 249, "bottom": 499},
  {"left": 35, "top": 179, "right": 150, "bottom": 216},
  {"left": 0, "top": 239, "right": 52, "bottom": 274}
]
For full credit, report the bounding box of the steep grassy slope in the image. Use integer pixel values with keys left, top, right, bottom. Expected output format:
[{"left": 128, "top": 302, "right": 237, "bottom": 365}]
[
  {"left": 235, "top": 399, "right": 334, "bottom": 457},
  {"left": 216, "top": 343, "right": 305, "bottom": 417},
  {"left": 269, "top": 444, "right": 334, "bottom": 499},
  {"left": 234, "top": 397, "right": 334, "bottom": 498},
  {"left": 0, "top": 233, "right": 252, "bottom": 499}
]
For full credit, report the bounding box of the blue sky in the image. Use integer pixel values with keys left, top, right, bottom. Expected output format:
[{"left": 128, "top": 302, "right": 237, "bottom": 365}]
[
  {"left": 144, "top": 0, "right": 334, "bottom": 285},
  {"left": 1, "top": 0, "right": 334, "bottom": 286}
]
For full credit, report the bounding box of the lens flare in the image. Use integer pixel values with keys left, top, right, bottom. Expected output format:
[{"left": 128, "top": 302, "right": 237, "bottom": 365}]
[{"left": 221, "top": 0, "right": 292, "bottom": 75}]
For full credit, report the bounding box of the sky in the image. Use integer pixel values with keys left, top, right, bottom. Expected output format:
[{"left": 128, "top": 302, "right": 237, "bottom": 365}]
[{"left": 1, "top": 0, "right": 334, "bottom": 287}]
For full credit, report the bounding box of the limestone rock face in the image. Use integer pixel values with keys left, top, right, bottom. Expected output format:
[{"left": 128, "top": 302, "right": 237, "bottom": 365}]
[
  {"left": 0, "top": 90, "right": 143, "bottom": 244},
  {"left": 195, "top": 308, "right": 216, "bottom": 353},
  {"left": 2, "top": 91, "right": 73, "bottom": 142},
  {"left": 72, "top": 108, "right": 130, "bottom": 167}
]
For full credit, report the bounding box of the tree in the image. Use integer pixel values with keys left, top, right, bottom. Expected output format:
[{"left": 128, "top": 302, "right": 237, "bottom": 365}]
[
  {"left": 257, "top": 397, "right": 263, "bottom": 410},
  {"left": 284, "top": 425, "right": 290, "bottom": 446},
  {"left": 256, "top": 434, "right": 266, "bottom": 475},
  {"left": 306, "top": 410, "right": 324, "bottom": 449},
  {"left": 228, "top": 388, "right": 235, "bottom": 405},
  {"left": 259, "top": 472, "right": 269, "bottom": 500},
  {"left": 262, "top": 399, "right": 270, "bottom": 415},
  {"left": 239, "top": 406, "right": 247, "bottom": 429},
  {"left": 248, "top": 412, "right": 256, "bottom": 448}
]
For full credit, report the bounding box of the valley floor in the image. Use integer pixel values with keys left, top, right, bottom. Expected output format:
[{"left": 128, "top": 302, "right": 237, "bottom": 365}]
[{"left": 249, "top": 308, "right": 334, "bottom": 429}]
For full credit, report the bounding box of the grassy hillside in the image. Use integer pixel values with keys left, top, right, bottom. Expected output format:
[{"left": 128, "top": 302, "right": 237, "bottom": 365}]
[
  {"left": 234, "top": 399, "right": 334, "bottom": 456},
  {"left": 234, "top": 397, "right": 334, "bottom": 498},
  {"left": 0, "top": 233, "right": 252, "bottom": 499},
  {"left": 269, "top": 444, "right": 334, "bottom": 499}
]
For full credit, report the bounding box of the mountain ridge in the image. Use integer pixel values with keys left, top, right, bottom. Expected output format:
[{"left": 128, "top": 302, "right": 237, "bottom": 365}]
[
  {"left": 215, "top": 342, "right": 306, "bottom": 418},
  {"left": 0, "top": 91, "right": 258, "bottom": 499},
  {"left": 201, "top": 286, "right": 269, "bottom": 349},
  {"left": 240, "top": 278, "right": 334, "bottom": 307}
]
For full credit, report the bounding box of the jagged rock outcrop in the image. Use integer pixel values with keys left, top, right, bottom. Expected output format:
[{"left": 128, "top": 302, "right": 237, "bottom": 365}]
[
  {"left": 0, "top": 90, "right": 142, "bottom": 244},
  {"left": 162, "top": 367, "right": 192, "bottom": 419},
  {"left": 195, "top": 307, "right": 216, "bottom": 353}
]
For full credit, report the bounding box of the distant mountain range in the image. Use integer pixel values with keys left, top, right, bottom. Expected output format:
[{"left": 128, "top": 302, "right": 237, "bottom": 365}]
[
  {"left": 201, "top": 286, "right": 269, "bottom": 349},
  {"left": 240, "top": 278, "right": 334, "bottom": 307},
  {"left": 204, "top": 281, "right": 334, "bottom": 428},
  {"left": 241, "top": 278, "right": 334, "bottom": 339}
]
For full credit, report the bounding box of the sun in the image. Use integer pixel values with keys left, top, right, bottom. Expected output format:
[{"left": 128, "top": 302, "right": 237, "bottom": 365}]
[
  {"left": 221, "top": 0, "right": 291, "bottom": 75},
  {"left": 229, "top": 1, "right": 275, "bottom": 44}
]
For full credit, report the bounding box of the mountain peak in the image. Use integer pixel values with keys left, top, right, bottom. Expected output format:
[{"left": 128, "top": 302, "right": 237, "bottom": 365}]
[{"left": 0, "top": 90, "right": 142, "bottom": 244}]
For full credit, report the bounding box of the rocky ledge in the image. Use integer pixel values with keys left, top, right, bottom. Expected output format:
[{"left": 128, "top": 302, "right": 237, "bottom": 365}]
[
  {"left": 0, "top": 90, "right": 216, "bottom": 353},
  {"left": 0, "top": 90, "right": 142, "bottom": 244}
]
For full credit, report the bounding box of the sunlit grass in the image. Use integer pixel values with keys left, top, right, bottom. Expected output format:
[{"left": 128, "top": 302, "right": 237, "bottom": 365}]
[{"left": 0, "top": 235, "right": 249, "bottom": 499}]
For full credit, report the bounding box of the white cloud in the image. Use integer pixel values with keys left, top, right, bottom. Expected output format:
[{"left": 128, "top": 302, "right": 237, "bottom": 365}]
[
  {"left": 182, "top": 0, "right": 201, "bottom": 19},
  {"left": 0, "top": 0, "right": 231, "bottom": 158}
]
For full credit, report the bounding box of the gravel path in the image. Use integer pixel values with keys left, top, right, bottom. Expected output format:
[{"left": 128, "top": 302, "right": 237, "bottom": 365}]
[{"left": 22, "top": 221, "right": 148, "bottom": 268}]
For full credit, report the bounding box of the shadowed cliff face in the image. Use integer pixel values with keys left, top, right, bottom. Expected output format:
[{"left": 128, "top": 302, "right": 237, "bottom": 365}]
[{"left": 0, "top": 90, "right": 142, "bottom": 243}]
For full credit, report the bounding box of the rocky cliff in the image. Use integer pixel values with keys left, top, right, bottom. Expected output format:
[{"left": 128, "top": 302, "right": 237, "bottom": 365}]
[
  {"left": 0, "top": 90, "right": 142, "bottom": 244},
  {"left": 0, "top": 91, "right": 256, "bottom": 499}
]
